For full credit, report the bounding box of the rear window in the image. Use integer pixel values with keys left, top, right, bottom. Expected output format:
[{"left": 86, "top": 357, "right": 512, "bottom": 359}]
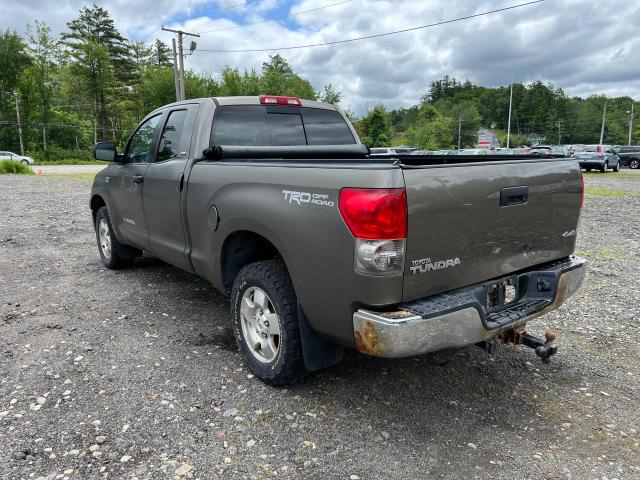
[{"left": 211, "top": 105, "right": 355, "bottom": 146}]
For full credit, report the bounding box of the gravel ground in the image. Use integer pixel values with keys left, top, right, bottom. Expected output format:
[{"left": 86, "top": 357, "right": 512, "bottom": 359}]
[{"left": 1, "top": 171, "right": 639, "bottom": 480}]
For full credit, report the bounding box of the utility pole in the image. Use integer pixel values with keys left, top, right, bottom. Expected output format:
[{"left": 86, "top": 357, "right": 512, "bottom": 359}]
[
  {"left": 171, "top": 38, "right": 181, "bottom": 101},
  {"left": 628, "top": 102, "right": 635, "bottom": 146},
  {"left": 161, "top": 26, "right": 200, "bottom": 101},
  {"left": 506, "top": 70, "right": 514, "bottom": 148},
  {"left": 599, "top": 102, "right": 607, "bottom": 145},
  {"left": 14, "top": 94, "right": 24, "bottom": 156},
  {"left": 457, "top": 116, "right": 462, "bottom": 150},
  {"left": 556, "top": 120, "right": 562, "bottom": 145}
]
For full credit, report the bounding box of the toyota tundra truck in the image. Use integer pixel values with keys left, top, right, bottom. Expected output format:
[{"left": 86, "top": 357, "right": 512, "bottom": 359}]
[{"left": 90, "top": 95, "right": 587, "bottom": 385}]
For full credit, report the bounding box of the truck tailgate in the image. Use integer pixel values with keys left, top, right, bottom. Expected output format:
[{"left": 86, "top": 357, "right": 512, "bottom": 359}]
[{"left": 401, "top": 158, "right": 582, "bottom": 301}]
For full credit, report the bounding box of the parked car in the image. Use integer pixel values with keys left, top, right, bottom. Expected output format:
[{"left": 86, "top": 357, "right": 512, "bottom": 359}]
[
  {"left": 617, "top": 145, "right": 640, "bottom": 169},
  {"left": 369, "top": 146, "right": 416, "bottom": 156},
  {"left": 89, "top": 95, "right": 586, "bottom": 385},
  {"left": 575, "top": 145, "right": 620, "bottom": 172},
  {"left": 0, "top": 151, "right": 34, "bottom": 164}
]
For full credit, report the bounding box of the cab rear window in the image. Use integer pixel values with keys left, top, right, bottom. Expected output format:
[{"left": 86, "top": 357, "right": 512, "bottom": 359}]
[{"left": 211, "top": 105, "right": 355, "bottom": 146}]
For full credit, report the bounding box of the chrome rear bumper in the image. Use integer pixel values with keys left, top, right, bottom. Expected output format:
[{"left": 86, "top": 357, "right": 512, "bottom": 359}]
[{"left": 353, "top": 257, "right": 586, "bottom": 358}]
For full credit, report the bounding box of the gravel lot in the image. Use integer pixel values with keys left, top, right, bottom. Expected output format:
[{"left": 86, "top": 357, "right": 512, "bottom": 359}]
[{"left": 1, "top": 169, "right": 639, "bottom": 480}]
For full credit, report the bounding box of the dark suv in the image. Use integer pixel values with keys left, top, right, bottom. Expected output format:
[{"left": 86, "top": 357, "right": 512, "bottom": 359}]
[{"left": 618, "top": 146, "right": 640, "bottom": 169}]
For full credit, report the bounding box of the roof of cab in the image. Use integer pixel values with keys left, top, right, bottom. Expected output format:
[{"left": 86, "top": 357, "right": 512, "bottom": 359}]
[{"left": 213, "top": 96, "right": 337, "bottom": 110}]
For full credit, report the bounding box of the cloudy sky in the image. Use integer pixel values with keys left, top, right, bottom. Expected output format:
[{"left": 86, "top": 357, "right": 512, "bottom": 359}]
[{"left": 2, "top": 0, "right": 639, "bottom": 114}]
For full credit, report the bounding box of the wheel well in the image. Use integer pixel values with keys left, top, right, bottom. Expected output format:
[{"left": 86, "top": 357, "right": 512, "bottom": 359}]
[
  {"left": 90, "top": 195, "right": 106, "bottom": 221},
  {"left": 221, "top": 231, "right": 281, "bottom": 294}
]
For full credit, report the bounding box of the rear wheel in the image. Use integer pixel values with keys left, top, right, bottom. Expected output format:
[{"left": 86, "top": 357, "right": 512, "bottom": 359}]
[
  {"left": 585, "top": 167, "right": 592, "bottom": 172},
  {"left": 613, "top": 162, "right": 620, "bottom": 172},
  {"left": 630, "top": 159, "right": 640, "bottom": 169},
  {"left": 601, "top": 162, "right": 608, "bottom": 173},
  {"left": 94, "top": 207, "right": 140, "bottom": 269},
  {"left": 21, "top": 159, "right": 29, "bottom": 165},
  {"left": 231, "top": 260, "right": 306, "bottom": 385}
]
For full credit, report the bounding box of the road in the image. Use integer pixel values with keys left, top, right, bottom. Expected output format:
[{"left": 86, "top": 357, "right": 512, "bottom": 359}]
[{"left": 1, "top": 172, "right": 639, "bottom": 480}]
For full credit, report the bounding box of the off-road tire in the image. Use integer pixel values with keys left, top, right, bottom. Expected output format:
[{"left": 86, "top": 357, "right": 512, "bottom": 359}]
[
  {"left": 94, "top": 206, "right": 139, "bottom": 269},
  {"left": 231, "top": 260, "right": 306, "bottom": 386}
]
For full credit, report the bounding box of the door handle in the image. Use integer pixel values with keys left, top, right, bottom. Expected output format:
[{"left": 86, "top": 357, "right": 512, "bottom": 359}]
[
  {"left": 132, "top": 175, "right": 144, "bottom": 185},
  {"left": 500, "top": 186, "right": 528, "bottom": 206},
  {"left": 177, "top": 173, "right": 184, "bottom": 192}
]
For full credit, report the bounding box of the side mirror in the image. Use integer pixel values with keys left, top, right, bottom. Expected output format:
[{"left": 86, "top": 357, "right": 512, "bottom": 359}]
[{"left": 94, "top": 142, "right": 117, "bottom": 162}]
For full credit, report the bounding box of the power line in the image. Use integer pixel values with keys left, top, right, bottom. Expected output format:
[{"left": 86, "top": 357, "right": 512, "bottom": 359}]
[
  {"left": 219, "top": 0, "right": 259, "bottom": 11},
  {"left": 196, "top": 0, "right": 546, "bottom": 53},
  {"left": 199, "top": 0, "right": 356, "bottom": 34}
]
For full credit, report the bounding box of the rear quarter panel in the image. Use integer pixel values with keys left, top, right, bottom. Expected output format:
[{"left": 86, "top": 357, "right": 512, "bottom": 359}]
[{"left": 186, "top": 161, "right": 405, "bottom": 346}]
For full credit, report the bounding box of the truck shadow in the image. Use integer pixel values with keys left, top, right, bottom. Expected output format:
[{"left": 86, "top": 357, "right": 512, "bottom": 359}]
[{"left": 127, "top": 257, "right": 587, "bottom": 441}]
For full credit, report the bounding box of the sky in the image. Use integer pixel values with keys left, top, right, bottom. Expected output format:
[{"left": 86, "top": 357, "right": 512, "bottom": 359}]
[{"left": 2, "top": 0, "right": 639, "bottom": 114}]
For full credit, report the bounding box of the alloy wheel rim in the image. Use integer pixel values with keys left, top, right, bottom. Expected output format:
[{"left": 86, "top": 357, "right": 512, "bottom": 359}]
[
  {"left": 98, "top": 218, "right": 112, "bottom": 260},
  {"left": 239, "top": 287, "right": 281, "bottom": 363}
]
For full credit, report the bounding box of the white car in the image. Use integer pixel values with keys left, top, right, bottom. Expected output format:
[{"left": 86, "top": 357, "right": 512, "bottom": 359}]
[{"left": 0, "top": 151, "right": 34, "bottom": 164}]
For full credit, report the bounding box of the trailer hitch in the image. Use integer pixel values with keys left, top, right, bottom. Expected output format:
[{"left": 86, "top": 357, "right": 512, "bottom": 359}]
[
  {"left": 482, "top": 328, "right": 558, "bottom": 363},
  {"left": 521, "top": 331, "right": 557, "bottom": 363}
]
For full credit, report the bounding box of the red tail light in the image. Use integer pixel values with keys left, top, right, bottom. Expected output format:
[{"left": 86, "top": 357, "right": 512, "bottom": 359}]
[
  {"left": 580, "top": 173, "right": 584, "bottom": 208},
  {"left": 259, "top": 95, "right": 302, "bottom": 106},
  {"left": 338, "top": 188, "right": 407, "bottom": 240},
  {"left": 597, "top": 144, "right": 603, "bottom": 157}
]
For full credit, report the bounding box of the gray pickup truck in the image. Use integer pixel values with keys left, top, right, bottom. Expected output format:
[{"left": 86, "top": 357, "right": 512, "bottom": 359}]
[{"left": 90, "top": 95, "right": 587, "bottom": 385}]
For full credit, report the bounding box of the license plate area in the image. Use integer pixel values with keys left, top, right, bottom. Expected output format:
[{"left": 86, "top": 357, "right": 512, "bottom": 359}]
[{"left": 486, "top": 277, "right": 518, "bottom": 311}]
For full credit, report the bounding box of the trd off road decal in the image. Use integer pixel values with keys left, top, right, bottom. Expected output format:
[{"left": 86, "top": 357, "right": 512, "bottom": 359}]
[
  {"left": 282, "top": 190, "right": 335, "bottom": 207},
  {"left": 410, "top": 257, "right": 461, "bottom": 275}
]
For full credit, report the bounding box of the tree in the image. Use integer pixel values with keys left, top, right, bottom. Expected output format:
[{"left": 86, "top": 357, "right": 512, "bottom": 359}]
[
  {"left": 260, "top": 54, "right": 316, "bottom": 99},
  {"left": 25, "top": 21, "right": 59, "bottom": 152},
  {"left": 0, "top": 30, "right": 31, "bottom": 152},
  {"left": 406, "top": 104, "right": 454, "bottom": 150},
  {"left": 150, "top": 39, "right": 172, "bottom": 67},
  {"left": 360, "top": 104, "right": 391, "bottom": 147},
  {"left": 318, "top": 83, "right": 341, "bottom": 104}
]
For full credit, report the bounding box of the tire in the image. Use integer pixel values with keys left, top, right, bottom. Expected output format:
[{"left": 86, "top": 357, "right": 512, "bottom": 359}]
[
  {"left": 601, "top": 162, "right": 608, "bottom": 173},
  {"left": 613, "top": 162, "right": 620, "bottom": 172},
  {"left": 94, "top": 206, "right": 139, "bottom": 269},
  {"left": 585, "top": 167, "right": 592, "bottom": 172},
  {"left": 630, "top": 159, "right": 640, "bottom": 169},
  {"left": 231, "top": 260, "right": 305, "bottom": 386},
  {"left": 21, "top": 159, "right": 29, "bottom": 165}
]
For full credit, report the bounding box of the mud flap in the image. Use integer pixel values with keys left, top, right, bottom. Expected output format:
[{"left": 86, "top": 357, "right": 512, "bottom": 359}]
[{"left": 297, "top": 304, "right": 344, "bottom": 371}]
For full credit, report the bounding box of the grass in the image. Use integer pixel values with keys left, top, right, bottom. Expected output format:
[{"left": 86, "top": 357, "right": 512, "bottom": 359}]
[
  {"left": 583, "top": 171, "right": 640, "bottom": 180},
  {"left": 584, "top": 187, "right": 633, "bottom": 197},
  {"left": 45, "top": 173, "right": 97, "bottom": 182},
  {"left": 34, "top": 159, "right": 104, "bottom": 165},
  {"left": 0, "top": 159, "right": 34, "bottom": 175}
]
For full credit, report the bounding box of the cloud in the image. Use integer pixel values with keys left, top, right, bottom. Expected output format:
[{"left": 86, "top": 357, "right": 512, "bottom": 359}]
[{"left": 1, "top": 0, "right": 638, "bottom": 112}]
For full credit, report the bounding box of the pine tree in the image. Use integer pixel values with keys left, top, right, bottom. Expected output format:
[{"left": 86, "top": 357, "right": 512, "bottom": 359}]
[{"left": 150, "top": 39, "right": 172, "bottom": 67}]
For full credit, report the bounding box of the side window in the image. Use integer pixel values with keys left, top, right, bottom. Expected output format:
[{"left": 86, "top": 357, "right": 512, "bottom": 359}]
[
  {"left": 125, "top": 114, "right": 161, "bottom": 164},
  {"left": 157, "top": 110, "right": 188, "bottom": 162},
  {"left": 301, "top": 108, "right": 355, "bottom": 145}
]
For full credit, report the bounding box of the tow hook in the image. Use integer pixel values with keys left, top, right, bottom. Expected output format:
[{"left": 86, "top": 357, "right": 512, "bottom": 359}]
[{"left": 521, "top": 330, "right": 557, "bottom": 364}]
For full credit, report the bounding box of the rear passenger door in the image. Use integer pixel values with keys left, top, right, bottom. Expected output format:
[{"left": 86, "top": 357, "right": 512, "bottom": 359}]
[{"left": 143, "top": 105, "right": 198, "bottom": 270}]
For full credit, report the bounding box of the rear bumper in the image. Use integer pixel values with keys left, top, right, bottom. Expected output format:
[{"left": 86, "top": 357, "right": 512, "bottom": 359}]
[
  {"left": 578, "top": 160, "right": 604, "bottom": 167},
  {"left": 353, "top": 256, "right": 586, "bottom": 358}
]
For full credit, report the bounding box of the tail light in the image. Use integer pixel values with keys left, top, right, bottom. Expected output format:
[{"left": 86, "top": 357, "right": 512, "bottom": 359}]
[
  {"left": 339, "top": 188, "right": 407, "bottom": 275},
  {"left": 580, "top": 173, "right": 584, "bottom": 208},
  {"left": 259, "top": 95, "right": 302, "bottom": 106},
  {"left": 597, "top": 145, "right": 603, "bottom": 157}
]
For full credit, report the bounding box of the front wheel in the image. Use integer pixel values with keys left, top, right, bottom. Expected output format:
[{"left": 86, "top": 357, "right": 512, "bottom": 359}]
[
  {"left": 94, "top": 207, "right": 139, "bottom": 269},
  {"left": 585, "top": 167, "right": 592, "bottom": 172},
  {"left": 231, "top": 260, "right": 306, "bottom": 385},
  {"left": 21, "top": 159, "right": 29, "bottom": 165},
  {"left": 630, "top": 159, "right": 639, "bottom": 169}
]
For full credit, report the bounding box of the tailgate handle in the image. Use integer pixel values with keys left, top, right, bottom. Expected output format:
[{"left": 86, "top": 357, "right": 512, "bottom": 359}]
[{"left": 500, "top": 186, "right": 528, "bottom": 206}]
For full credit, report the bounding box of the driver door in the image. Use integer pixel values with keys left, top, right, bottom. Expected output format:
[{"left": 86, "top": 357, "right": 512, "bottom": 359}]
[{"left": 108, "top": 114, "right": 162, "bottom": 250}]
